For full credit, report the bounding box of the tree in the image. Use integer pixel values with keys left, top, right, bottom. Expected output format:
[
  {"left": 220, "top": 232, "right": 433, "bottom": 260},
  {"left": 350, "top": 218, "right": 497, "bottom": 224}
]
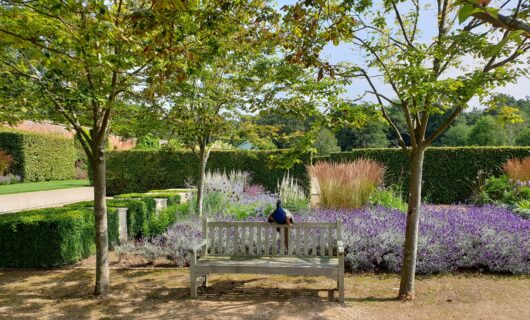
[
  {"left": 335, "top": 122, "right": 390, "bottom": 150},
  {"left": 157, "top": 1, "right": 278, "bottom": 216},
  {"left": 516, "top": 127, "right": 530, "bottom": 145},
  {"left": 282, "top": 0, "right": 529, "bottom": 299},
  {"left": 314, "top": 128, "right": 341, "bottom": 156},
  {"left": 458, "top": 0, "right": 530, "bottom": 38},
  {"left": 468, "top": 116, "right": 509, "bottom": 145},
  {"left": 440, "top": 122, "right": 471, "bottom": 146},
  {"left": 0, "top": 0, "right": 196, "bottom": 295}
]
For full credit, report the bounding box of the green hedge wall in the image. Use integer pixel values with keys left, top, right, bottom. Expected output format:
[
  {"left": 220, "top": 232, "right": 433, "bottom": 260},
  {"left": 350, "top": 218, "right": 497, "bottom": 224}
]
[
  {"left": 0, "top": 129, "right": 77, "bottom": 181},
  {"left": 0, "top": 207, "right": 118, "bottom": 267},
  {"left": 329, "top": 147, "right": 530, "bottom": 204},
  {"left": 106, "top": 150, "right": 310, "bottom": 195}
]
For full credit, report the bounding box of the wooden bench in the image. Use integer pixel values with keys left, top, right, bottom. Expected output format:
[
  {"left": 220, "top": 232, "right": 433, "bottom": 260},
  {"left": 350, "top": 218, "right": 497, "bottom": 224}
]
[{"left": 189, "top": 219, "right": 345, "bottom": 303}]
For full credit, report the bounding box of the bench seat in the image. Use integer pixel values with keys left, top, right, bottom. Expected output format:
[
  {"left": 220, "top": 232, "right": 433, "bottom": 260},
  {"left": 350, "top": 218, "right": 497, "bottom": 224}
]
[{"left": 195, "top": 256, "right": 339, "bottom": 278}]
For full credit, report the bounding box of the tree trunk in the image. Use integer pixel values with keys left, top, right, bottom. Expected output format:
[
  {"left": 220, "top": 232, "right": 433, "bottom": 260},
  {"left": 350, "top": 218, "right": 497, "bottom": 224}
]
[
  {"left": 92, "top": 146, "right": 109, "bottom": 296},
  {"left": 196, "top": 144, "right": 208, "bottom": 217},
  {"left": 398, "top": 147, "right": 425, "bottom": 300}
]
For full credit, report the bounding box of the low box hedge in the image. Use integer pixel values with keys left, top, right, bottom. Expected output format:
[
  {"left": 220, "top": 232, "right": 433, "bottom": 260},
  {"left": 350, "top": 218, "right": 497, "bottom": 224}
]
[
  {"left": 330, "top": 147, "right": 530, "bottom": 204},
  {"left": 0, "top": 129, "right": 77, "bottom": 181},
  {"left": 67, "top": 196, "right": 176, "bottom": 238},
  {"left": 0, "top": 207, "right": 118, "bottom": 268},
  {"left": 67, "top": 199, "right": 151, "bottom": 239},
  {"left": 114, "top": 193, "right": 181, "bottom": 206}
]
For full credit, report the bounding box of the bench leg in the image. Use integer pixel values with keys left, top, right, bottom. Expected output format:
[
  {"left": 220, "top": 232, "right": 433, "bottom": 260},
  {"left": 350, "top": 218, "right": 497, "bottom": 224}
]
[
  {"left": 190, "top": 268, "right": 197, "bottom": 298},
  {"left": 338, "top": 252, "right": 345, "bottom": 304},
  {"left": 190, "top": 251, "right": 198, "bottom": 298},
  {"left": 338, "top": 278, "right": 344, "bottom": 304},
  {"left": 328, "top": 289, "right": 335, "bottom": 302},
  {"left": 201, "top": 274, "right": 208, "bottom": 287}
]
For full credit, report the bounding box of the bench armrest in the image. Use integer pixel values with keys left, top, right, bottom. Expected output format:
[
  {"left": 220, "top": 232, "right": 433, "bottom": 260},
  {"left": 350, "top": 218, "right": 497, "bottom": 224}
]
[
  {"left": 188, "top": 239, "right": 208, "bottom": 254},
  {"left": 336, "top": 240, "right": 344, "bottom": 256}
]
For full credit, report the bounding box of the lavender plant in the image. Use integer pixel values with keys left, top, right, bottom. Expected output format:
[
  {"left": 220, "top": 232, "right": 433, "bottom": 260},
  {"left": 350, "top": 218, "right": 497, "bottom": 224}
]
[
  {"left": 146, "top": 205, "right": 529, "bottom": 274},
  {"left": 188, "top": 170, "right": 277, "bottom": 218},
  {"left": 0, "top": 174, "right": 21, "bottom": 185}
]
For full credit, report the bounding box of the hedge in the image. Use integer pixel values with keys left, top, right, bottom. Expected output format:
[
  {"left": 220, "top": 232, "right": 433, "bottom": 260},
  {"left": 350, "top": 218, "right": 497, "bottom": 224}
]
[
  {"left": 67, "top": 199, "right": 151, "bottom": 238},
  {"left": 0, "top": 207, "right": 118, "bottom": 267},
  {"left": 67, "top": 196, "right": 177, "bottom": 238},
  {"left": 106, "top": 150, "right": 310, "bottom": 195},
  {"left": 114, "top": 193, "right": 181, "bottom": 206},
  {"left": 0, "top": 129, "right": 77, "bottom": 181},
  {"left": 329, "top": 147, "right": 530, "bottom": 204}
]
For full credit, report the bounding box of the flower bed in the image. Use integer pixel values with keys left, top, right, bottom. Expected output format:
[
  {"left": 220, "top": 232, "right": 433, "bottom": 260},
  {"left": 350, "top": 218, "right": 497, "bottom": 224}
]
[{"left": 132, "top": 205, "right": 530, "bottom": 274}]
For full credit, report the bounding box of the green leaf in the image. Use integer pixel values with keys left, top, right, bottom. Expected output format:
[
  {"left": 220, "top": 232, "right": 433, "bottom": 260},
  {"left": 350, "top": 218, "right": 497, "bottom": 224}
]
[{"left": 458, "top": 4, "right": 483, "bottom": 24}]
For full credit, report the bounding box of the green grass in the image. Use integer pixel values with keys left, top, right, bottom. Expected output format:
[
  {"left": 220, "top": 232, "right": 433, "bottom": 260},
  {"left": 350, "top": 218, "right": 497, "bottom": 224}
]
[{"left": 0, "top": 180, "right": 90, "bottom": 195}]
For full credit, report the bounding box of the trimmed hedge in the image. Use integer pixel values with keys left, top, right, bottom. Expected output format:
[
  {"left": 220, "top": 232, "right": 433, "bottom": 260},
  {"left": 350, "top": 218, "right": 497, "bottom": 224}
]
[
  {"left": 114, "top": 193, "right": 181, "bottom": 206},
  {"left": 0, "top": 207, "right": 118, "bottom": 267},
  {"left": 67, "top": 199, "right": 151, "bottom": 238},
  {"left": 106, "top": 150, "right": 310, "bottom": 195},
  {"left": 67, "top": 196, "right": 177, "bottom": 238},
  {"left": 330, "top": 147, "right": 530, "bottom": 204},
  {"left": 0, "top": 129, "right": 77, "bottom": 181}
]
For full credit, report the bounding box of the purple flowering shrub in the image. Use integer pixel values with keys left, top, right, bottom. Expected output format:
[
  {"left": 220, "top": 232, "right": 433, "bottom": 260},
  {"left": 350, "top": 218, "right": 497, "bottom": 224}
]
[{"left": 140, "top": 205, "right": 529, "bottom": 274}]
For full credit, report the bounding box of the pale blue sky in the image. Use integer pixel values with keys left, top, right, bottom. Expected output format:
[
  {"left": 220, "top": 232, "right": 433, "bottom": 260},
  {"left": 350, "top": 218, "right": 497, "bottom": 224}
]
[{"left": 275, "top": 0, "right": 530, "bottom": 108}]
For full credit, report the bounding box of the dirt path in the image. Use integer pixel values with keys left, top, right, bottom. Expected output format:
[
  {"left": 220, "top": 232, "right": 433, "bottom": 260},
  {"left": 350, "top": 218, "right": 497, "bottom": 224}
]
[{"left": 1, "top": 267, "right": 529, "bottom": 320}]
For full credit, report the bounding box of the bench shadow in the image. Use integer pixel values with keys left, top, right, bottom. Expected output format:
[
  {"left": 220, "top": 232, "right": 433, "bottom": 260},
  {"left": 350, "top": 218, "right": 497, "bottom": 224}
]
[{"left": 192, "top": 277, "right": 328, "bottom": 302}]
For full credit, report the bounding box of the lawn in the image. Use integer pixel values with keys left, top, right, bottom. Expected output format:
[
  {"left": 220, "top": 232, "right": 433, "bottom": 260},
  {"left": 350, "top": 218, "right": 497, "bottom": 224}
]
[
  {"left": 0, "top": 179, "right": 90, "bottom": 195},
  {"left": 0, "top": 266, "right": 528, "bottom": 320}
]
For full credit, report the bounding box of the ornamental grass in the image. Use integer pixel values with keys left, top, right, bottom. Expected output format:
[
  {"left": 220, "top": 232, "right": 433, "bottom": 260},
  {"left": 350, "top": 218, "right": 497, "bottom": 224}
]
[
  {"left": 503, "top": 157, "right": 530, "bottom": 182},
  {"left": 308, "top": 159, "right": 385, "bottom": 209}
]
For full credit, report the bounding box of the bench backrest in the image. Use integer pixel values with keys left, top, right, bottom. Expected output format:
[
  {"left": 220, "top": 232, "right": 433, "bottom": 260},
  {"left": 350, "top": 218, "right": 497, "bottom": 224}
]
[{"left": 202, "top": 219, "right": 342, "bottom": 258}]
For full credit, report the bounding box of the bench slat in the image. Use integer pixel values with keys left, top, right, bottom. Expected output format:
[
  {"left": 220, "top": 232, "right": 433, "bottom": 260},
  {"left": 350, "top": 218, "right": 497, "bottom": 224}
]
[
  {"left": 280, "top": 227, "right": 286, "bottom": 256},
  {"left": 304, "top": 227, "right": 309, "bottom": 256},
  {"left": 225, "top": 226, "right": 230, "bottom": 255},
  {"left": 209, "top": 226, "right": 215, "bottom": 255},
  {"left": 217, "top": 226, "right": 223, "bottom": 255},
  {"left": 233, "top": 226, "right": 239, "bottom": 255},
  {"left": 320, "top": 227, "right": 325, "bottom": 257},
  {"left": 272, "top": 227, "right": 277, "bottom": 255},
  {"left": 241, "top": 226, "right": 247, "bottom": 255},
  {"left": 256, "top": 226, "right": 260, "bottom": 255},
  {"left": 312, "top": 229, "right": 317, "bottom": 256},
  {"left": 264, "top": 226, "right": 271, "bottom": 255},
  {"left": 295, "top": 226, "right": 301, "bottom": 255},
  {"left": 288, "top": 227, "right": 293, "bottom": 256},
  {"left": 248, "top": 226, "right": 254, "bottom": 255},
  {"left": 328, "top": 226, "right": 333, "bottom": 257}
]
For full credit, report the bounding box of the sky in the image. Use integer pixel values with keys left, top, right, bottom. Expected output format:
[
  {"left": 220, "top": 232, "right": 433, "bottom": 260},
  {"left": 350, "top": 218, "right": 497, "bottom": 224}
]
[{"left": 275, "top": 0, "right": 530, "bottom": 109}]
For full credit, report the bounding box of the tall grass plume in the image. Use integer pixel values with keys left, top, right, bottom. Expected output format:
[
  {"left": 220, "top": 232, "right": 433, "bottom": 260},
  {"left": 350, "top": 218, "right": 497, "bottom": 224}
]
[
  {"left": 503, "top": 157, "right": 530, "bottom": 182},
  {"left": 308, "top": 159, "right": 385, "bottom": 209}
]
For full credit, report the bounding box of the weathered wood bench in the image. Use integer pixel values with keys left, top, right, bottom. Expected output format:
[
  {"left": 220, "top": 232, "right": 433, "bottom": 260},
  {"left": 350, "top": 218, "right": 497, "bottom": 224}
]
[{"left": 189, "top": 219, "right": 345, "bottom": 303}]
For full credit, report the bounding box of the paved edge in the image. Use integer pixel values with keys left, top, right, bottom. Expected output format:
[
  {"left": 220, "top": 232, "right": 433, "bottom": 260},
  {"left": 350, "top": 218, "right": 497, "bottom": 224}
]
[{"left": 0, "top": 187, "right": 94, "bottom": 213}]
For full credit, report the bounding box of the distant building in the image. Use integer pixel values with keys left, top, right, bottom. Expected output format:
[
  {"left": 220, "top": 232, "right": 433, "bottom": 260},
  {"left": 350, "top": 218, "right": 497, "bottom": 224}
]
[
  {"left": 237, "top": 140, "right": 258, "bottom": 150},
  {"left": 4, "top": 120, "right": 136, "bottom": 150}
]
